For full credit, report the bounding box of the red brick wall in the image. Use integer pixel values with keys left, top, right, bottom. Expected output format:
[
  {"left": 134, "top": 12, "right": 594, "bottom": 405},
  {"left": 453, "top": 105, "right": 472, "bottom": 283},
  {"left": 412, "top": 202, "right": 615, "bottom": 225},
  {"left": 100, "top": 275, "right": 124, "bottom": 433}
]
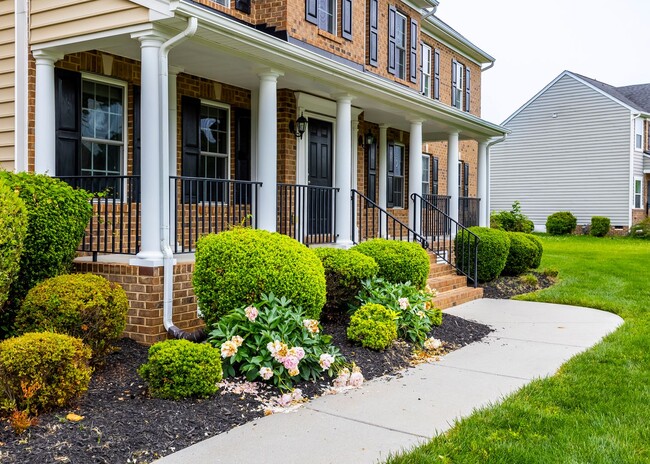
[{"left": 422, "top": 140, "right": 479, "bottom": 197}]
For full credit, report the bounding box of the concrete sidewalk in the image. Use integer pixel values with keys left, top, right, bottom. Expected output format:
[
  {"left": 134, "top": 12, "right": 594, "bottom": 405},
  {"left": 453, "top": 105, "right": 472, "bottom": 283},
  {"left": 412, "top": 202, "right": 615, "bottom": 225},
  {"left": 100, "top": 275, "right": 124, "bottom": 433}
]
[{"left": 155, "top": 299, "right": 623, "bottom": 464}]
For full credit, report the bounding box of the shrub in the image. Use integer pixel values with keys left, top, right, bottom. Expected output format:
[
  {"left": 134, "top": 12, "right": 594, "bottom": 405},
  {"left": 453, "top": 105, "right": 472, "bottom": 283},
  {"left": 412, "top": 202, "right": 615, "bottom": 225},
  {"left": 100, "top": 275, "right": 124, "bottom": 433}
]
[
  {"left": 193, "top": 228, "right": 326, "bottom": 327},
  {"left": 520, "top": 274, "right": 539, "bottom": 287},
  {"left": 546, "top": 211, "right": 577, "bottom": 235},
  {"left": 356, "top": 278, "right": 441, "bottom": 346},
  {"left": 455, "top": 227, "right": 510, "bottom": 282},
  {"left": 314, "top": 248, "right": 378, "bottom": 317},
  {"left": 0, "top": 332, "right": 92, "bottom": 414},
  {"left": 630, "top": 217, "right": 650, "bottom": 239},
  {"left": 0, "top": 172, "right": 92, "bottom": 306},
  {"left": 352, "top": 239, "right": 430, "bottom": 289},
  {"left": 525, "top": 234, "right": 544, "bottom": 269},
  {"left": 590, "top": 216, "right": 611, "bottom": 237},
  {"left": 15, "top": 274, "right": 128, "bottom": 362},
  {"left": 0, "top": 181, "right": 27, "bottom": 310},
  {"left": 542, "top": 267, "right": 559, "bottom": 277},
  {"left": 503, "top": 232, "right": 539, "bottom": 276},
  {"left": 347, "top": 303, "right": 398, "bottom": 351},
  {"left": 138, "top": 340, "right": 222, "bottom": 400},
  {"left": 207, "top": 293, "right": 343, "bottom": 389},
  {"left": 490, "top": 200, "right": 534, "bottom": 233}
]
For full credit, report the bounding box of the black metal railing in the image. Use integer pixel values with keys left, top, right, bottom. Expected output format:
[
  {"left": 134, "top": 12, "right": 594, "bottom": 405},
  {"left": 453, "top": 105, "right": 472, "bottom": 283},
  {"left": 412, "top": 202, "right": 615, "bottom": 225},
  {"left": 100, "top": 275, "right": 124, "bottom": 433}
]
[
  {"left": 459, "top": 197, "right": 481, "bottom": 227},
  {"left": 55, "top": 175, "right": 141, "bottom": 260},
  {"left": 352, "top": 189, "right": 427, "bottom": 247},
  {"left": 423, "top": 194, "right": 451, "bottom": 215},
  {"left": 412, "top": 193, "right": 479, "bottom": 287},
  {"left": 277, "top": 184, "right": 338, "bottom": 245},
  {"left": 171, "top": 176, "right": 261, "bottom": 253}
]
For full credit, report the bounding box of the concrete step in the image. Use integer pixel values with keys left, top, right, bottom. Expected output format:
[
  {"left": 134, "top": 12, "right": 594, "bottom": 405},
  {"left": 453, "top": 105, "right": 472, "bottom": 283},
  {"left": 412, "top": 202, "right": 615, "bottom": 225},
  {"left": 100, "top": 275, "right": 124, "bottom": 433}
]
[
  {"left": 427, "top": 274, "right": 468, "bottom": 293},
  {"left": 432, "top": 286, "right": 484, "bottom": 310}
]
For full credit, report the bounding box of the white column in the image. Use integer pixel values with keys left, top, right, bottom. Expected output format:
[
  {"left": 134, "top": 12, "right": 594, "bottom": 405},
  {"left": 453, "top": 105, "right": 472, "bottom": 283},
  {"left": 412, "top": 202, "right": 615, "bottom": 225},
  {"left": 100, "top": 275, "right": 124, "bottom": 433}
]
[
  {"left": 168, "top": 68, "right": 180, "bottom": 247},
  {"left": 408, "top": 120, "right": 423, "bottom": 232},
  {"left": 378, "top": 124, "right": 388, "bottom": 237},
  {"left": 250, "top": 89, "right": 259, "bottom": 184},
  {"left": 33, "top": 50, "right": 59, "bottom": 174},
  {"left": 133, "top": 34, "right": 164, "bottom": 264},
  {"left": 447, "top": 131, "right": 460, "bottom": 224},
  {"left": 477, "top": 141, "right": 488, "bottom": 227},
  {"left": 257, "top": 70, "right": 282, "bottom": 232},
  {"left": 351, "top": 120, "right": 359, "bottom": 191},
  {"left": 15, "top": 1, "right": 29, "bottom": 172},
  {"left": 334, "top": 95, "right": 353, "bottom": 246}
]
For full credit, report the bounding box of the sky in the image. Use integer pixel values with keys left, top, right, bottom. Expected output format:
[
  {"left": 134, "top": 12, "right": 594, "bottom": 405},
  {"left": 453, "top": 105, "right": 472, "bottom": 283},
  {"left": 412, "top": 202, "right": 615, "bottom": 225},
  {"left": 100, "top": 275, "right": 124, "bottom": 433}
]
[{"left": 435, "top": 0, "right": 650, "bottom": 124}]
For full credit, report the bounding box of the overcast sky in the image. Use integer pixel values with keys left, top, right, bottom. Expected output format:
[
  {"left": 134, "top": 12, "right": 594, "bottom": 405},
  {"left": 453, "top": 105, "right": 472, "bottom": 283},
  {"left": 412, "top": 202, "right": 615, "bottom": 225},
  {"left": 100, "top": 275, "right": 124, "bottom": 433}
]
[{"left": 436, "top": 0, "right": 650, "bottom": 124}]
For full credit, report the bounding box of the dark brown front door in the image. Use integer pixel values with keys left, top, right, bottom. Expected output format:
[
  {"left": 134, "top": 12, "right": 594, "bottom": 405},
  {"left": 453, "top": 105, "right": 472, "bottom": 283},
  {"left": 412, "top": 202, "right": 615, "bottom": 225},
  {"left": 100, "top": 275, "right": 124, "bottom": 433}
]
[{"left": 307, "top": 119, "right": 333, "bottom": 235}]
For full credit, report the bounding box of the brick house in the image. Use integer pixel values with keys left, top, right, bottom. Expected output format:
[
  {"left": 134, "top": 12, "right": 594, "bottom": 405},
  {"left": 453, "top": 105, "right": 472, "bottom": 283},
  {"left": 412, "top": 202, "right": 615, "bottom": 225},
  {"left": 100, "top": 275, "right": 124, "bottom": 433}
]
[{"left": 1, "top": 0, "right": 506, "bottom": 343}]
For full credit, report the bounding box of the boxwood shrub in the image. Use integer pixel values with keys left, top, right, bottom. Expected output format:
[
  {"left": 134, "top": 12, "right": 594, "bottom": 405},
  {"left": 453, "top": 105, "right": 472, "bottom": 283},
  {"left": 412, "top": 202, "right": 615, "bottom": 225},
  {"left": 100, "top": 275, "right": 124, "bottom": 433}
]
[
  {"left": 546, "top": 211, "right": 577, "bottom": 235},
  {"left": 352, "top": 239, "right": 429, "bottom": 289},
  {"left": 590, "top": 216, "right": 611, "bottom": 237},
  {"left": 0, "top": 172, "right": 92, "bottom": 306},
  {"left": 630, "top": 217, "right": 650, "bottom": 239},
  {"left": 16, "top": 274, "right": 128, "bottom": 362},
  {"left": 455, "top": 227, "right": 510, "bottom": 282},
  {"left": 314, "top": 248, "right": 378, "bottom": 317},
  {"left": 0, "top": 332, "right": 92, "bottom": 414},
  {"left": 138, "top": 339, "right": 222, "bottom": 400},
  {"left": 0, "top": 180, "right": 27, "bottom": 310},
  {"left": 347, "top": 303, "right": 398, "bottom": 351},
  {"left": 525, "top": 234, "right": 544, "bottom": 269},
  {"left": 502, "top": 232, "right": 538, "bottom": 276},
  {"left": 193, "top": 228, "right": 326, "bottom": 327}
]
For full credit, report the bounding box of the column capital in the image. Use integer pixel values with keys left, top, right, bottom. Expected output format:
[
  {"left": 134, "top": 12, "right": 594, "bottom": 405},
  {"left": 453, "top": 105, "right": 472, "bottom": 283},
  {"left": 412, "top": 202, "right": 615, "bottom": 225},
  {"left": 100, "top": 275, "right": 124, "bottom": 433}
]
[
  {"left": 131, "top": 28, "right": 168, "bottom": 45},
  {"left": 332, "top": 92, "right": 355, "bottom": 103},
  {"left": 379, "top": 123, "right": 390, "bottom": 130},
  {"left": 169, "top": 65, "right": 184, "bottom": 76},
  {"left": 32, "top": 49, "right": 63, "bottom": 64},
  {"left": 409, "top": 119, "right": 425, "bottom": 126},
  {"left": 257, "top": 69, "right": 284, "bottom": 81}
]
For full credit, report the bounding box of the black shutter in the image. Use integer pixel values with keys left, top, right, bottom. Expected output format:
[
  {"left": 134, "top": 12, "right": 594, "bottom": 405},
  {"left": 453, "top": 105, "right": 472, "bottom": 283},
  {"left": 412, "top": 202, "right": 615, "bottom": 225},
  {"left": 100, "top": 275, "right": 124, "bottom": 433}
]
[
  {"left": 235, "top": 108, "right": 251, "bottom": 204},
  {"left": 54, "top": 68, "right": 81, "bottom": 177},
  {"left": 368, "top": 0, "right": 378, "bottom": 66},
  {"left": 432, "top": 156, "right": 439, "bottom": 195},
  {"left": 306, "top": 0, "right": 318, "bottom": 24},
  {"left": 451, "top": 59, "right": 458, "bottom": 107},
  {"left": 342, "top": 0, "right": 352, "bottom": 40},
  {"left": 235, "top": 0, "right": 251, "bottom": 14},
  {"left": 463, "top": 162, "right": 469, "bottom": 197},
  {"left": 409, "top": 19, "right": 418, "bottom": 83},
  {"left": 367, "top": 141, "right": 377, "bottom": 202},
  {"left": 433, "top": 49, "right": 440, "bottom": 100},
  {"left": 181, "top": 96, "right": 201, "bottom": 178},
  {"left": 465, "top": 67, "right": 471, "bottom": 112},
  {"left": 387, "top": 144, "right": 394, "bottom": 207},
  {"left": 388, "top": 5, "right": 396, "bottom": 75}
]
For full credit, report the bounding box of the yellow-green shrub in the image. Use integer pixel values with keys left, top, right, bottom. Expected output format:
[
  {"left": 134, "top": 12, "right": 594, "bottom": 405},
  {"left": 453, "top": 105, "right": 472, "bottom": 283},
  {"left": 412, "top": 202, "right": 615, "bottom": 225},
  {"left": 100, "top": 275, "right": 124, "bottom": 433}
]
[
  {"left": 347, "top": 303, "right": 398, "bottom": 350},
  {"left": 16, "top": 274, "right": 128, "bottom": 362},
  {"left": 0, "top": 332, "right": 92, "bottom": 414},
  {"left": 0, "top": 180, "right": 27, "bottom": 310}
]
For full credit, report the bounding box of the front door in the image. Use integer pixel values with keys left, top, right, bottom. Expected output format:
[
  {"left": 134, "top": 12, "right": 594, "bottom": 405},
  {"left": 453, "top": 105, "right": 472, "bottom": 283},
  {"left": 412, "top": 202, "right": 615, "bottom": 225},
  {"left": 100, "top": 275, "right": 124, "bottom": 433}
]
[{"left": 307, "top": 119, "right": 333, "bottom": 235}]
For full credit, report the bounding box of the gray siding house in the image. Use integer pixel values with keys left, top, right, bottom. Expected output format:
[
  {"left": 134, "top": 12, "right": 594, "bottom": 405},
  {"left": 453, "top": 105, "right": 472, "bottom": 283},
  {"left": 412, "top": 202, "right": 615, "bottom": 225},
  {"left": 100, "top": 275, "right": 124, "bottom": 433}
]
[{"left": 490, "top": 71, "right": 650, "bottom": 231}]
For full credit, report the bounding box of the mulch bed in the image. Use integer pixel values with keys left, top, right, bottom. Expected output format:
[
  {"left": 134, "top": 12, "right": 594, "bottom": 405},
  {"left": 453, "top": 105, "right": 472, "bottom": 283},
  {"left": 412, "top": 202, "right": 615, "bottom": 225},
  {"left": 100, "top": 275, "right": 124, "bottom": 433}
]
[{"left": 481, "top": 271, "right": 556, "bottom": 300}]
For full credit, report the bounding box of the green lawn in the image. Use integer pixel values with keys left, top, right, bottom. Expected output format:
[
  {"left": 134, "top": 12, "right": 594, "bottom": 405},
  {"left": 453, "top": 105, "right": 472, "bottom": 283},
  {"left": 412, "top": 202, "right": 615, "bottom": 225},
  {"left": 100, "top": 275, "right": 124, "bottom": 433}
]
[{"left": 387, "top": 235, "right": 650, "bottom": 464}]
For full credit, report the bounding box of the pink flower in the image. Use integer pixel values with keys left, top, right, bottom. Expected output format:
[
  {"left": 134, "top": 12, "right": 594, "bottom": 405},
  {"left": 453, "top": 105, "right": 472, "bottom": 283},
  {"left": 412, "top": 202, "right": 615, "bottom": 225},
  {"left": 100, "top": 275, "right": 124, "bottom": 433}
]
[
  {"left": 220, "top": 341, "right": 238, "bottom": 358},
  {"left": 333, "top": 368, "right": 350, "bottom": 387},
  {"left": 288, "top": 347, "right": 305, "bottom": 361},
  {"left": 259, "top": 367, "right": 274, "bottom": 380},
  {"left": 231, "top": 335, "right": 244, "bottom": 347},
  {"left": 302, "top": 319, "right": 320, "bottom": 334},
  {"left": 349, "top": 366, "right": 364, "bottom": 387},
  {"left": 282, "top": 355, "right": 300, "bottom": 370},
  {"left": 245, "top": 305, "right": 258, "bottom": 322},
  {"left": 319, "top": 353, "right": 335, "bottom": 370}
]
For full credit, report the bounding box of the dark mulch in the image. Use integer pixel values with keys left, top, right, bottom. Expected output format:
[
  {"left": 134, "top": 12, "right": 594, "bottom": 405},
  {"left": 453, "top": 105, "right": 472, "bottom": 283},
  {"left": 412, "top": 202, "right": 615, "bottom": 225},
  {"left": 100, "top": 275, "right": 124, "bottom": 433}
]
[
  {"left": 481, "top": 271, "right": 556, "bottom": 300},
  {"left": 0, "top": 313, "right": 491, "bottom": 464}
]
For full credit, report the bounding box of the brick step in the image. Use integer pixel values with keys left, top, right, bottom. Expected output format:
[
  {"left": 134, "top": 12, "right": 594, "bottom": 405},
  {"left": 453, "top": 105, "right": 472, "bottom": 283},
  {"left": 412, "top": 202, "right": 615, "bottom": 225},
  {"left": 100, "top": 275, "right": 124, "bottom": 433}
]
[
  {"left": 432, "top": 286, "right": 484, "bottom": 310},
  {"left": 428, "top": 263, "right": 454, "bottom": 277},
  {"left": 427, "top": 274, "right": 468, "bottom": 293}
]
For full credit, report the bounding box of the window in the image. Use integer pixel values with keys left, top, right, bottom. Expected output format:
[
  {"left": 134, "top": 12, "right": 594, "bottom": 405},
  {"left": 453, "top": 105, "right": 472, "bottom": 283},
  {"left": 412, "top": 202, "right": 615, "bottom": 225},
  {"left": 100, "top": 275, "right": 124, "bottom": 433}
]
[
  {"left": 318, "top": 0, "right": 336, "bottom": 34},
  {"left": 199, "top": 103, "right": 230, "bottom": 181},
  {"left": 634, "top": 178, "right": 643, "bottom": 209},
  {"left": 635, "top": 119, "right": 644, "bottom": 150},
  {"left": 420, "top": 43, "right": 431, "bottom": 97},
  {"left": 214, "top": 0, "right": 228, "bottom": 6},
  {"left": 452, "top": 60, "right": 464, "bottom": 110},
  {"left": 394, "top": 12, "right": 407, "bottom": 79},
  {"left": 432, "top": 156, "right": 439, "bottom": 194},
  {"left": 458, "top": 161, "right": 469, "bottom": 197},
  {"left": 81, "top": 79, "right": 125, "bottom": 177},
  {"left": 387, "top": 144, "right": 404, "bottom": 208},
  {"left": 421, "top": 155, "right": 430, "bottom": 194},
  {"left": 367, "top": 140, "right": 377, "bottom": 202}
]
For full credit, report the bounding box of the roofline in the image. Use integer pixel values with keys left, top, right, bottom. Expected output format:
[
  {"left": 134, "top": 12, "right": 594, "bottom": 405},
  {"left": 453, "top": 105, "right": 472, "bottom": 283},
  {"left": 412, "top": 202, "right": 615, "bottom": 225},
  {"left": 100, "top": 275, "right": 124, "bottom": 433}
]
[{"left": 421, "top": 15, "right": 495, "bottom": 65}]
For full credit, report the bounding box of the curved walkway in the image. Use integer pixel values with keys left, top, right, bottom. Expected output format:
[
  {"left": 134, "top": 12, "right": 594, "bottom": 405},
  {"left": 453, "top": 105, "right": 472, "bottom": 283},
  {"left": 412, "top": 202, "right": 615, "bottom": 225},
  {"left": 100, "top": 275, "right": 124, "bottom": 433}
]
[{"left": 155, "top": 299, "right": 623, "bottom": 464}]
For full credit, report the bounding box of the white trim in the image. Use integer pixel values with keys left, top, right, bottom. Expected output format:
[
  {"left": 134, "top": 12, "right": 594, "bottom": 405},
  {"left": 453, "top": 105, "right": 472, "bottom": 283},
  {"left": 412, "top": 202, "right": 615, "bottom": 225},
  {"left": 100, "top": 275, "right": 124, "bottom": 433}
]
[
  {"left": 31, "top": 23, "right": 156, "bottom": 52},
  {"left": 198, "top": 99, "right": 231, "bottom": 181},
  {"left": 387, "top": 142, "right": 406, "bottom": 209},
  {"left": 633, "top": 176, "right": 643, "bottom": 209},
  {"left": 421, "top": 15, "right": 494, "bottom": 65},
  {"left": 420, "top": 42, "right": 432, "bottom": 98},
  {"left": 420, "top": 28, "right": 484, "bottom": 68},
  {"left": 14, "top": 0, "right": 29, "bottom": 172},
  {"left": 395, "top": 11, "right": 407, "bottom": 81}
]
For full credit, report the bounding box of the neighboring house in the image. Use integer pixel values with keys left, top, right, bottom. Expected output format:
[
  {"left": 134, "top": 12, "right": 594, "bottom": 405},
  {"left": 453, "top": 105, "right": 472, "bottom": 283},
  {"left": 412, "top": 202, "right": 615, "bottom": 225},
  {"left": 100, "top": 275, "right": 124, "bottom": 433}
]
[
  {"left": 1, "top": 0, "right": 505, "bottom": 343},
  {"left": 491, "top": 70, "right": 650, "bottom": 232}
]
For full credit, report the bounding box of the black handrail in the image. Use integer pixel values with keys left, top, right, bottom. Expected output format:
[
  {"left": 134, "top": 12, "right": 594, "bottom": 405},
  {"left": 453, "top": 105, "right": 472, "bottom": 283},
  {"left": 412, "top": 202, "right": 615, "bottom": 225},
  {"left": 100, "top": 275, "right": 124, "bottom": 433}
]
[
  {"left": 411, "top": 193, "right": 480, "bottom": 287},
  {"left": 459, "top": 196, "right": 481, "bottom": 227},
  {"left": 351, "top": 189, "right": 427, "bottom": 248},
  {"left": 277, "top": 183, "right": 338, "bottom": 245}
]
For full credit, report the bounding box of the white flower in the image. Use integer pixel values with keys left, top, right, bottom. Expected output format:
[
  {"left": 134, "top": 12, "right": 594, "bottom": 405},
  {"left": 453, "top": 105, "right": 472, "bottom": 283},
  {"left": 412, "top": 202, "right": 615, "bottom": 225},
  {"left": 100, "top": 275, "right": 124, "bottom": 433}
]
[
  {"left": 333, "top": 368, "right": 350, "bottom": 387},
  {"left": 267, "top": 340, "right": 288, "bottom": 361},
  {"left": 348, "top": 366, "right": 364, "bottom": 388},
  {"left": 220, "top": 340, "right": 238, "bottom": 358},
  {"left": 231, "top": 335, "right": 244, "bottom": 347},
  {"left": 259, "top": 367, "right": 274, "bottom": 380},
  {"left": 319, "top": 353, "right": 335, "bottom": 370},
  {"left": 424, "top": 337, "right": 442, "bottom": 351},
  {"left": 245, "top": 305, "right": 258, "bottom": 322},
  {"left": 398, "top": 297, "right": 410, "bottom": 309},
  {"left": 416, "top": 311, "right": 426, "bottom": 319},
  {"left": 288, "top": 367, "right": 300, "bottom": 377},
  {"left": 302, "top": 319, "right": 320, "bottom": 334}
]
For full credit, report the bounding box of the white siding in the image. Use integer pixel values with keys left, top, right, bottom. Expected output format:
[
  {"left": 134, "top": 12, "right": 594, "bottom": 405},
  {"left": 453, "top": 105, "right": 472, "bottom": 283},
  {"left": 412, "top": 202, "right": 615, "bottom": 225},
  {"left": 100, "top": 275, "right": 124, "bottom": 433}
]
[{"left": 491, "top": 74, "right": 632, "bottom": 229}]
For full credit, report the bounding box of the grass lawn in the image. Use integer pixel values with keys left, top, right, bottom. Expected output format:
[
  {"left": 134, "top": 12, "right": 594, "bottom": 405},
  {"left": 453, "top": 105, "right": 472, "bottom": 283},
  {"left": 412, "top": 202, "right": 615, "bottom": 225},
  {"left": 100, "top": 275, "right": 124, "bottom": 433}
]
[{"left": 387, "top": 235, "right": 650, "bottom": 464}]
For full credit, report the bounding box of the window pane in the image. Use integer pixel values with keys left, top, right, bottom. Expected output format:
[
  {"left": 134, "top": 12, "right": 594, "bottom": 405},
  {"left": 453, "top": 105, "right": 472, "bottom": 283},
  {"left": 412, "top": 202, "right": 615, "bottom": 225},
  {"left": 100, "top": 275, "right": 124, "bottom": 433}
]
[
  {"left": 107, "top": 145, "right": 121, "bottom": 173},
  {"left": 81, "top": 141, "right": 92, "bottom": 172}
]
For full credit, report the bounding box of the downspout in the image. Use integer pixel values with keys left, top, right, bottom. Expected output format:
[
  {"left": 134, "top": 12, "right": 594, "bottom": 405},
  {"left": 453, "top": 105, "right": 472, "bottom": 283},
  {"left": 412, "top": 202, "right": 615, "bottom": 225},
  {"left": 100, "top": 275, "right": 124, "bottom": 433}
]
[
  {"left": 481, "top": 61, "right": 495, "bottom": 72},
  {"left": 422, "top": 4, "right": 438, "bottom": 20},
  {"left": 159, "top": 16, "right": 205, "bottom": 341},
  {"left": 484, "top": 134, "right": 507, "bottom": 226},
  {"left": 630, "top": 113, "right": 642, "bottom": 228}
]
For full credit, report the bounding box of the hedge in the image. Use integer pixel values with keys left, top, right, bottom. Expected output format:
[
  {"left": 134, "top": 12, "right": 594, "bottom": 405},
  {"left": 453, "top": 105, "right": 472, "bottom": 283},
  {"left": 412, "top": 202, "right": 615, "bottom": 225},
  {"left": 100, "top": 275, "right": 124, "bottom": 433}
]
[{"left": 455, "top": 227, "right": 510, "bottom": 282}]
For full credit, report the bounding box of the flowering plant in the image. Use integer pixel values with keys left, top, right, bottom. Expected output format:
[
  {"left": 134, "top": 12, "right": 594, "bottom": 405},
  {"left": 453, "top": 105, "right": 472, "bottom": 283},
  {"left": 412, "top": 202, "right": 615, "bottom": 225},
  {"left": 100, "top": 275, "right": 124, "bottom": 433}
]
[
  {"left": 355, "top": 278, "right": 442, "bottom": 346},
  {"left": 207, "top": 293, "right": 343, "bottom": 390}
]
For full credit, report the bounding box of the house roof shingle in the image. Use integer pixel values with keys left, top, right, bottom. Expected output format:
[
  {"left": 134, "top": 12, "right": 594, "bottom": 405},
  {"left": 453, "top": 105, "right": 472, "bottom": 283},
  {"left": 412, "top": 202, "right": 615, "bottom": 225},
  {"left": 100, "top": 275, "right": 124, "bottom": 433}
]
[{"left": 572, "top": 72, "right": 650, "bottom": 113}]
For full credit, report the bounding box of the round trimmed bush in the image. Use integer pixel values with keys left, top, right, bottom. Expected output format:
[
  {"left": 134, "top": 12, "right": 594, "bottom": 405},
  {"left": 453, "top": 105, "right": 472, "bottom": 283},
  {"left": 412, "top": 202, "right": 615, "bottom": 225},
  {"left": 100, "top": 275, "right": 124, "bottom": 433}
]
[
  {"left": 502, "top": 232, "right": 538, "bottom": 276},
  {"left": 590, "top": 216, "right": 611, "bottom": 237},
  {"left": 0, "top": 332, "right": 92, "bottom": 413},
  {"left": 352, "top": 239, "right": 429, "bottom": 289},
  {"left": 314, "top": 248, "right": 378, "bottom": 317},
  {"left": 525, "top": 234, "right": 544, "bottom": 269},
  {"left": 455, "top": 227, "right": 510, "bottom": 282},
  {"left": 15, "top": 274, "right": 128, "bottom": 362},
  {"left": 138, "top": 339, "right": 222, "bottom": 400},
  {"left": 0, "top": 181, "right": 27, "bottom": 310},
  {"left": 193, "top": 228, "right": 326, "bottom": 327},
  {"left": 630, "top": 217, "right": 650, "bottom": 239},
  {"left": 0, "top": 172, "right": 92, "bottom": 306},
  {"left": 347, "top": 303, "right": 398, "bottom": 350},
  {"left": 546, "top": 211, "right": 577, "bottom": 235}
]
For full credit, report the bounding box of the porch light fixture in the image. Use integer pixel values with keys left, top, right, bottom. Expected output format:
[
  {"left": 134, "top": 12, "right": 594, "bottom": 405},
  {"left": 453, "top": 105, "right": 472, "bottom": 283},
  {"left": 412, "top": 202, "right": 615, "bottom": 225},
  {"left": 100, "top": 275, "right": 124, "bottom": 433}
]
[
  {"left": 365, "top": 131, "right": 376, "bottom": 146},
  {"left": 290, "top": 113, "right": 308, "bottom": 139}
]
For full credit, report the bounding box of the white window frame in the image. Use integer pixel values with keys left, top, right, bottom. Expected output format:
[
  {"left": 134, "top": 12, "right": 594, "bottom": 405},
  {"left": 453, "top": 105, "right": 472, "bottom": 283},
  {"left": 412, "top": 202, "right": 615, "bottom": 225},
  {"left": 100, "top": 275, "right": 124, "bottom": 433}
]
[
  {"left": 395, "top": 11, "right": 407, "bottom": 80},
  {"left": 199, "top": 100, "right": 231, "bottom": 181},
  {"left": 634, "top": 177, "right": 643, "bottom": 209},
  {"left": 453, "top": 61, "right": 464, "bottom": 110},
  {"left": 387, "top": 143, "right": 405, "bottom": 208},
  {"left": 80, "top": 73, "right": 128, "bottom": 178},
  {"left": 214, "top": 0, "right": 228, "bottom": 6},
  {"left": 318, "top": 0, "right": 337, "bottom": 35},
  {"left": 420, "top": 43, "right": 431, "bottom": 97},
  {"left": 635, "top": 119, "right": 644, "bottom": 151},
  {"left": 421, "top": 154, "right": 430, "bottom": 194}
]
